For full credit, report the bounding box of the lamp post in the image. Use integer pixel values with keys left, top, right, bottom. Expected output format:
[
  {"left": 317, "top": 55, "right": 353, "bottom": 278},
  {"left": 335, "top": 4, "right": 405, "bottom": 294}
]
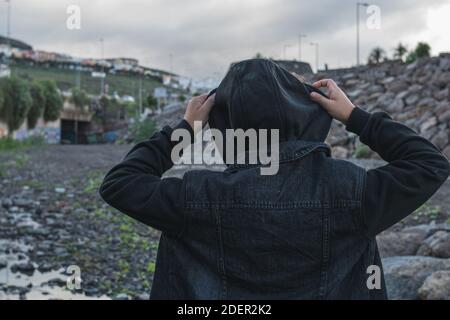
[
  {"left": 298, "top": 34, "right": 307, "bottom": 61},
  {"left": 310, "top": 42, "right": 319, "bottom": 73},
  {"left": 4, "top": 0, "right": 11, "bottom": 69},
  {"left": 99, "top": 38, "right": 105, "bottom": 95},
  {"left": 356, "top": 2, "right": 369, "bottom": 66}
]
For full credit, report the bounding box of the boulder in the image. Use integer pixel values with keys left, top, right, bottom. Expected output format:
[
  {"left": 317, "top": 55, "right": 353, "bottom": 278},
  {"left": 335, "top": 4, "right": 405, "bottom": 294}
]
[
  {"left": 431, "top": 131, "right": 449, "bottom": 150},
  {"left": 417, "top": 231, "right": 450, "bottom": 258},
  {"left": 418, "top": 271, "right": 450, "bottom": 300},
  {"left": 382, "top": 256, "right": 450, "bottom": 299},
  {"left": 377, "top": 229, "right": 429, "bottom": 257}
]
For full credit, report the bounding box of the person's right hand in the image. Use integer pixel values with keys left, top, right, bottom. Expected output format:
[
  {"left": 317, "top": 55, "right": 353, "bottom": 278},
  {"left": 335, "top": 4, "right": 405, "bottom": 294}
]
[{"left": 309, "top": 79, "right": 355, "bottom": 125}]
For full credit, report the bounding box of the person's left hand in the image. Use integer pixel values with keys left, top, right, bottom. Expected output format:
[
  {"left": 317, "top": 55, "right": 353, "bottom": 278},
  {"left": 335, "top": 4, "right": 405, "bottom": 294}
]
[{"left": 183, "top": 93, "right": 215, "bottom": 133}]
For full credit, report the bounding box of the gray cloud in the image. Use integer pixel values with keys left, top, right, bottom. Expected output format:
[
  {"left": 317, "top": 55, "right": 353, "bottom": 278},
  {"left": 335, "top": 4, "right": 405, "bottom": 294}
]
[{"left": 3, "top": 0, "right": 450, "bottom": 79}]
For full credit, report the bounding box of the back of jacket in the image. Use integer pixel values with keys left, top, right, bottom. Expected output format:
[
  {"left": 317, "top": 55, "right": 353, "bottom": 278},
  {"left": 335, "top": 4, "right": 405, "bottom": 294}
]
[{"left": 150, "top": 140, "right": 385, "bottom": 299}]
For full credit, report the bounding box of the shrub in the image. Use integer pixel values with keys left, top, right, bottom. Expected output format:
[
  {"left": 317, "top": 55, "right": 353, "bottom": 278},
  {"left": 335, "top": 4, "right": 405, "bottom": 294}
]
[
  {"left": 27, "top": 81, "right": 46, "bottom": 129},
  {"left": 354, "top": 144, "right": 371, "bottom": 159},
  {"left": 0, "top": 77, "right": 32, "bottom": 135},
  {"left": 70, "top": 87, "right": 90, "bottom": 108},
  {"left": 130, "top": 118, "right": 157, "bottom": 143},
  {"left": 41, "top": 80, "right": 63, "bottom": 121}
]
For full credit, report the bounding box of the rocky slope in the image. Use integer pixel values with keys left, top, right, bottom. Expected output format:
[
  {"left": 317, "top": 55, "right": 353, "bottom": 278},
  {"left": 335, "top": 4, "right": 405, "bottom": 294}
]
[{"left": 315, "top": 53, "right": 450, "bottom": 159}]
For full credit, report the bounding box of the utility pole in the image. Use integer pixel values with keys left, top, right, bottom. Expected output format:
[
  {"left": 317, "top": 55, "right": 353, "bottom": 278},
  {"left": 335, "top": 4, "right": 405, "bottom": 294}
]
[
  {"left": 356, "top": 2, "right": 369, "bottom": 66},
  {"left": 310, "top": 42, "right": 319, "bottom": 72},
  {"left": 5, "top": 0, "right": 11, "bottom": 69},
  {"left": 99, "top": 38, "right": 104, "bottom": 95},
  {"left": 138, "top": 77, "right": 143, "bottom": 117},
  {"left": 298, "top": 34, "right": 307, "bottom": 61}
]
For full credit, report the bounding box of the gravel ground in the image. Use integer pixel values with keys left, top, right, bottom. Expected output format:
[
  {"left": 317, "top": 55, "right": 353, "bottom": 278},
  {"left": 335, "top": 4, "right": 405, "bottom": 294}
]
[{"left": 0, "top": 144, "right": 448, "bottom": 299}]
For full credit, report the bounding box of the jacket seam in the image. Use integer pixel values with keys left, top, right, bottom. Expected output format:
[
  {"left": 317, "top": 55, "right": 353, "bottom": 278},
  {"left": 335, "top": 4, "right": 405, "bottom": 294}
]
[
  {"left": 185, "top": 200, "right": 361, "bottom": 210},
  {"left": 214, "top": 206, "right": 228, "bottom": 299}
]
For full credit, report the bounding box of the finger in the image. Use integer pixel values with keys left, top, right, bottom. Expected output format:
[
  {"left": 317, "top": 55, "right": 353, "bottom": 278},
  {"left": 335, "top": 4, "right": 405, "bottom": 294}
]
[
  {"left": 312, "top": 79, "right": 329, "bottom": 88},
  {"left": 310, "top": 91, "right": 332, "bottom": 108},
  {"left": 202, "top": 93, "right": 215, "bottom": 113}
]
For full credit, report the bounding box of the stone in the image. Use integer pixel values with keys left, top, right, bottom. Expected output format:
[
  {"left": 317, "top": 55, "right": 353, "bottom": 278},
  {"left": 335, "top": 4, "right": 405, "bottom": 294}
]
[
  {"left": 0, "top": 258, "right": 7, "bottom": 269},
  {"left": 10, "top": 262, "right": 35, "bottom": 276},
  {"left": 377, "top": 229, "right": 429, "bottom": 257},
  {"left": 438, "top": 110, "right": 450, "bottom": 123},
  {"left": 405, "top": 93, "right": 420, "bottom": 106},
  {"left": 442, "top": 145, "right": 450, "bottom": 159},
  {"left": 417, "top": 231, "right": 450, "bottom": 258},
  {"left": 114, "top": 293, "right": 130, "bottom": 300},
  {"left": 418, "top": 271, "right": 450, "bottom": 300},
  {"left": 387, "top": 98, "right": 404, "bottom": 113},
  {"left": 331, "top": 146, "right": 349, "bottom": 159},
  {"left": 420, "top": 117, "right": 437, "bottom": 133},
  {"left": 382, "top": 256, "right": 450, "bottom": 300},
  {"left": 434, "top": 88, "right": 449, "bottom": 101},
  {"left": 417, "top": 97, "right": 437, "bottom": 109},
  {"left": 431, "top": 131, "right": 449, "bottom": 150}
]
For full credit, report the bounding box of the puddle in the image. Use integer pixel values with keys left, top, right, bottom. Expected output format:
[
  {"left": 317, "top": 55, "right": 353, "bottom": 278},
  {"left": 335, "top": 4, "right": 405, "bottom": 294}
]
[{"left": 0, "top": 240, "right": 110, "bottom": 300}]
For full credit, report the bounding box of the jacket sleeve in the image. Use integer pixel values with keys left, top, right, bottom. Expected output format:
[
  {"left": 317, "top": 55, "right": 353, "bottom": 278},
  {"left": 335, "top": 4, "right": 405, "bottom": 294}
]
[
  {"left": 99, "top": 120, "right": 194, "bottom": 236},
  {"left": 346, "top": 107, "right": 450, "bottom": 237}
]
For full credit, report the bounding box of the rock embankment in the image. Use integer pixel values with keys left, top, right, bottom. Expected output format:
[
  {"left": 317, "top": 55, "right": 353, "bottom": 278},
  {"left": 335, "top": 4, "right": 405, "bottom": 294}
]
[{"left": 316, "top": 53, "right": 450, "bottom": 159}]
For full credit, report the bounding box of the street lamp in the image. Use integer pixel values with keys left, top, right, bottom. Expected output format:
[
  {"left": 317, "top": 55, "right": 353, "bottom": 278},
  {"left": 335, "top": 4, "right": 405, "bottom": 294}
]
[
  {"left": 310, "top": 42, "right": 319, "bottom": 73},
  {"left": 4, "top": 0, "right": 11, "bottom": 69},
  {"left": 5, "top": 0, "right": 11, "bottom": 38},
  {"left": 283, "top": 44, "right": 292, "bottom": 60},
  {"left": 356, "top": 2, "right": 370, "bottom": 66},
  {"left": 298, "top": 34, "right": 307, "bottom": 61},
  {"left": 99, "top": 38, "right": 105, "bottom": 95}
]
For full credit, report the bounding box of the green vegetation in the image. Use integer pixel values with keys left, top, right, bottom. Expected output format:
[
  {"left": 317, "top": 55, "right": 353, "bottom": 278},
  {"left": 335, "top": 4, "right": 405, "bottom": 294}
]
[
  {"left": 12, "top": 64, "right": 163, "bottom": 101},
  {"left": 130, "top": 118, "right": 157, "bottom": 143},
  {"left": 413, "top": 204, "right": 441, "bottom": 221},
  {"left": 0, "top": 135, "right": 44, "bottom": 151},
  {"left": 354, "top": 144, "right": 371, "bottom": 159},
  {"left": 0, "top": 77, "right": 32, "bottom": 135},
  {"left": 70, "top": 87, "right": 90, "bottom": 108},
  {"left": 41, "top": 80, "right": 63, "bottom": 121},
  {"left": 367, "top": 47, "right": 386, "bottom": 65},
  {"left": 27, "top": 81, "right": 46, "bottom": 129},
  {"left": 145, "top": 94, "right": 158, "bottom": 111},
  {"left": 368, "top": 42, "right": 432, "bottom": 64},
  {"left": 84, "top": 171, "right": 105, "bottom": 194},
  {"left": 406, "top": 42, "right": 431, "bottom": 63},
  {"left": 393, "top": 42, "right": 408, "bottom": 61}
]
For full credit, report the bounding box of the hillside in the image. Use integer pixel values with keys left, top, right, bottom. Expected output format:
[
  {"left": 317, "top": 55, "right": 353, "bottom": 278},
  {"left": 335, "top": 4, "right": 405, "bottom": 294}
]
[{"left": 10, "top": 64, "right": 164, "bottom": 100}]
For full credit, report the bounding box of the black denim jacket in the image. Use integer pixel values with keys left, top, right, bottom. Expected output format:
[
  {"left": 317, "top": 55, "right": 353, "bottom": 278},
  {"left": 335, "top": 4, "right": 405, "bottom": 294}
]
[{"left": 99, "top": 59, "right": 449, "bottom": 299}]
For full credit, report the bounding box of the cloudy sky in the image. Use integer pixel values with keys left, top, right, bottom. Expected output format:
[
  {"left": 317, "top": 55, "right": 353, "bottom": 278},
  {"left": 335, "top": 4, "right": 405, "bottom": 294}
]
[{"left": 2, "top": 0, "right": 450, "bottom": 80}]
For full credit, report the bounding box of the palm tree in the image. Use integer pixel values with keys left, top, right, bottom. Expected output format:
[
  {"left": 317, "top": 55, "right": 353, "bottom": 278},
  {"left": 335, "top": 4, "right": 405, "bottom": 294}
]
[
  {"left": 415, "top": 42, "right": 431, "bottom": 58},
  {"left": 393, "top": 43, "right": 408, "bottom": 61},
  {"left": 367, "top": 47, "right": 386, "bottom": 65}
]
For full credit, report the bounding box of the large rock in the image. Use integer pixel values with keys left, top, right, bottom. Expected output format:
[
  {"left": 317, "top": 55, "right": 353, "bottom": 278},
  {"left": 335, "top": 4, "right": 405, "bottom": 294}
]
[
  {"left": 377, "top": 229, "right": 428, "bottom": 257},
  {"left": 418, "top": 271, "right": 450, "bottom": 300},
  {"left": 417, "top": 231, "right": 450, "bottom": 258},
  {"left": 382, "top": 256, "right": 450, "bottom": 299}
]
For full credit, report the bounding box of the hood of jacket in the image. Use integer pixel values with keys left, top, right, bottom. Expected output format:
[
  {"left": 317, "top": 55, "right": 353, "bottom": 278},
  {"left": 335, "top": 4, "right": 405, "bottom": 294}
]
[{"left": 208, "top": 58, "right": 331, "bottom": 162}]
